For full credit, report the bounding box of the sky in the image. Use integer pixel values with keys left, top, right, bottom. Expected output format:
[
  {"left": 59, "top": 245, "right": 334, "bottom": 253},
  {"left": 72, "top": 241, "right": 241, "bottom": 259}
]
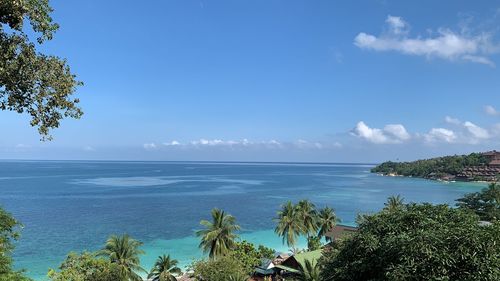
[{"left": 1, "top": 0, "right": 500, "bottom": 162}]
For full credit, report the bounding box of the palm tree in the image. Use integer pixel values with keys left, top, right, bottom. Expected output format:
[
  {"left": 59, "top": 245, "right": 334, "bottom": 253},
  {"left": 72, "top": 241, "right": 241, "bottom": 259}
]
[
  {"left": 296, "top": 259, "right": 321, "bottom": 281},
  {"left": 98, "top": 234, "right": 146, "bottom": 281},
  {"left": 384, "top": 195, "right": 404, "bottom": 212},
  {"left": 317, "top": 206, "right": 338, "bottom": 241},
  {"left": 147, "top": 254, "right": 182, "bottom": 281},
  {"left": 275, "top": 201, "right": 303, "bottom": 247},
  {"left": 289, "top": 246, "right": 302, "bottom": 255},
  {"left": 485, "top": 182, "right": 500, "bottom": 203},
  {"left": 228, "top": 272, "right": 249, "bottom": 281},
  {"left": 196, "top": 208, "right": 240, "bottom": 259},
  {"left": 296, "top": 200, "right": 319, "bottom": 237}
]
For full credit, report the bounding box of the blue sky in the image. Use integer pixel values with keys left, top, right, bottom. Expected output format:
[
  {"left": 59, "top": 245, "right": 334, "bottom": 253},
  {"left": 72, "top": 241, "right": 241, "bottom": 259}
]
[{"left": 1, "top": 0, "right": 500, "bottom": 162}]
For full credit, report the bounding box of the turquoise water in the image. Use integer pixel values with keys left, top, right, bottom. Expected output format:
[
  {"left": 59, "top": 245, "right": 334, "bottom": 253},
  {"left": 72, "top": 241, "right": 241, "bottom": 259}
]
[{"left": 0, "top": 161, "right": 485, "bottom": 280}]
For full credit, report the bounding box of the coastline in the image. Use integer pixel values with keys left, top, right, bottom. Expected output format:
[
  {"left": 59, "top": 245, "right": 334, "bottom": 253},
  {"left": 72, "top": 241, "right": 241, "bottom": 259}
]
[{"left": 373, "top": 172, "right": 497, "bottom": 184}]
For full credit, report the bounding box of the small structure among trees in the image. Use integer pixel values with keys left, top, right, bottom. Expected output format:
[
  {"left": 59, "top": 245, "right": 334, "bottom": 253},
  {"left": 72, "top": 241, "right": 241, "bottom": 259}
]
[{"left": 324, "top": 225, "right": 358, "bottom": 242}]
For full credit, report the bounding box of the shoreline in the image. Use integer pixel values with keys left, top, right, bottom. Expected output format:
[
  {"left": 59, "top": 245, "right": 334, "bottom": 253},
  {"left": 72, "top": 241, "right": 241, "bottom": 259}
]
[{"left": 374, "top": 173, "right": 496, "bottom": 184}]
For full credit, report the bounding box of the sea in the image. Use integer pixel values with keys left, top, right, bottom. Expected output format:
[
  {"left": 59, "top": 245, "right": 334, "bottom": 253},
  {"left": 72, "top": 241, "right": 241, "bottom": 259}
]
[{"left": 0, "top": 160, "right": 486, "bottom": 280}]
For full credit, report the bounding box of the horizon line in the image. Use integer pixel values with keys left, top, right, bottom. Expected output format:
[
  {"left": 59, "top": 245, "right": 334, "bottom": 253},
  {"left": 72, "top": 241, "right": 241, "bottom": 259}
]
[{"left": 0, "top": 158, "right": 379, "bottom": 165}]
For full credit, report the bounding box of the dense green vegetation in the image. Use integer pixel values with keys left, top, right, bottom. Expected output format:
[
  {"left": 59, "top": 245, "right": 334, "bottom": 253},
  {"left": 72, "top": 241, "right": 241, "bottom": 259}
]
[
  {"left": 190, "top": 255, "right": 248, "bottom": 281},
  {"left": 457, "top": 183, "right": 500, "bottom": 221},
  {"left": 47, "top": 252, "right": 122, "bottom": 281},
  {"left": 0, "top": 0, "right": 82, "bottom": 140},
  {"left": 320, "top": 203, "right": 500, "bottom": 281},
  {"left": 371, "top": 152, "right": 488, "bottom": 179},
  {"left": 49, "top": 235, "right": 150, "bottom": 281},
  {"left": 229, "top": 241, "right": 275, "bottom": 274},
  {"left": 0, "top": 208, "right": 32, "bottom": 281},
  {"left": 296, "top": 259, "right": 321, "bottom": 281}
]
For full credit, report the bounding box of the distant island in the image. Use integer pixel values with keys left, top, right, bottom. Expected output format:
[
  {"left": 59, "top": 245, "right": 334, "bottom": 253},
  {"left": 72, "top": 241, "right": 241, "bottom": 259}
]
[{"left": 372, "top": 151, "right": 500, "bottom": 182}]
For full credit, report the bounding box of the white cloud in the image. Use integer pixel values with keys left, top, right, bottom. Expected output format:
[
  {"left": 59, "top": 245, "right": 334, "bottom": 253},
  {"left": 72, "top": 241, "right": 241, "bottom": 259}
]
[
  {"left": 350, "top": 115, "right": 495, "bottom": 146},
  {"left": 163, "top": 140, "right": 181, "bottom": 146},
  {"left": 143, "top": 143, "right": 157, "bottom": 150},
  {"left": 190, "top": 139, "right": 242, "bottom": 146},
  {"left": 383, "top": 124, "right": 411, "bottom": 141},
  {"left": 159, "top": 138, "right": 285, "bottom": 149},
  {"left": 492, "top": 123, "right": 500, "bottom": 136},
  {"left": 462, "top": 55, "right": 496, "bottom": 67},
  {"left": 351, "top": 121, "right": 389, "bottom": 144},
  {"left": 266, "top": 140, "right": 280, "bottom": 145},
  {"left": 485, "top": 105, "right": 499, "bottom": 116},
  {"left": 143, "top": 138, "right": 339, "bottom": 151},
  {"left": 424, "top": 119, "right": 490, "bottom": 144},
  {"left": 424, "top": 128, "right": 457, "bottom": 143},
  {"left": 463, "top": 121, "right": 490, "bottom": 140},
  {"left": 445, "top": 116, "right": 461, "bottom": 125},
  {"left": 293, "top": 139, "right": 324, "bottom": 150},
  {"left": 386, "top": 15, "right": 408, "bottom": 35},
  {"left": 351, "top": 121, "right": 410, "bottom": 144},
  {"left": 444, "top": 116, "right": 491, "bottom": 142},
  {"left": 354, "top": 15, "right": 497, "bottom": 66}
]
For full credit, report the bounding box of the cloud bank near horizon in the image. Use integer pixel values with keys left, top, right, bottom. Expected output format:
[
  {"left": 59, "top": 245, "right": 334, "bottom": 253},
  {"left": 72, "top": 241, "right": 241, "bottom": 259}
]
[{"left": 350, "top": 109, "right": 499, "bottom": 146}]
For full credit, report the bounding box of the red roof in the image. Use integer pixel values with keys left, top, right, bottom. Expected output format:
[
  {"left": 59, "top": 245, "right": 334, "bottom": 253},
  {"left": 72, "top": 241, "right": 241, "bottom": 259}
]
[{"left": 324, "top": 225, "right": 358, "bottom": 241}]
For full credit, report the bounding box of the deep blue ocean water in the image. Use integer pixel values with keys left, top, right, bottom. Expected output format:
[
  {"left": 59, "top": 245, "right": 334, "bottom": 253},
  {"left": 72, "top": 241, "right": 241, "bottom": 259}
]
[{"left": 0, "top": 161, "right": 485, "bottom": 280}]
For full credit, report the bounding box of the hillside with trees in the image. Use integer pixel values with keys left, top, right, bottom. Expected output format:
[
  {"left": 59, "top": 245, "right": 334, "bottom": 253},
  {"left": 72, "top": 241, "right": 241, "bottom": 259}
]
[{"left": 371, "top": 153, "right": 496, "bottom": 181}]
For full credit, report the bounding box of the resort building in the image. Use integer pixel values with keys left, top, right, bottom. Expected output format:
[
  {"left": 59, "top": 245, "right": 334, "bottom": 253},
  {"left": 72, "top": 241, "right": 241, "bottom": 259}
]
[
  {"left": 324, "top": 224, "right": 358, "bottom": 242},
  {"left": 254, "top": 258, "right": 278, "bottom": 277},
  {"left": 274, "top": 249, "right": 323, "bottom": 276},
  {"left": 483, "top": 150, "right": 500, "bottom": 166},
  {"left": 252, "top": 253, "right": 291, "bottom": 280},
  {"left": 456, "top": 151, "right": 500, "bottom": 181}
]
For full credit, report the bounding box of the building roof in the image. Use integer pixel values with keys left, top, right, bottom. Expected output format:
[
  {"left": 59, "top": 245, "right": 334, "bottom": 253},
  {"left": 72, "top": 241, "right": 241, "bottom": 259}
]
[
  {"left": 278, "top": 249, "right": 323, "bottom": 273},
  {"left": 275, "top": 253, "right": 290, "bottom": 259},
  {"left": 482, "top": 150, "right": 499, "bottom": 156},
  {"left": 324, "top": 224, "right": 358, "bottom": 241},
  {"left": 274, "top": 264, "right": 300, "bottom": 274},
  {"left": 293, "top": 249, "right": 322, "bottom": 266},
  {"left": 489, "top": 160, "right": 500, "bottom": 166},
  {"left": 254, "top": 267, "right": 276, "bottom": 275},
  {"left": 259, "top": 258, "right": 274, "bottom": 269}
]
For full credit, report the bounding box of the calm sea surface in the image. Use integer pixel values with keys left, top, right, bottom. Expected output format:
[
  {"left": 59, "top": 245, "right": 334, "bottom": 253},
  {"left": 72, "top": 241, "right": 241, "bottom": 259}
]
[{"left": 0, "top": 161, "right": 485, "bottom": 280}]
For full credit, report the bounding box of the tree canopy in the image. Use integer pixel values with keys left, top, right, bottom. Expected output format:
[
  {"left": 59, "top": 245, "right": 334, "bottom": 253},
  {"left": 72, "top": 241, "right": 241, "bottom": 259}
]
[
  {"left": 0, "top": 206, "right": 32, "bottom": 281},
  {"left": 191, "top": 255, "right": 248, "bottom": 281},
  {"left": 372, "top": 153, "right": 488, "bottom": 179},
  {"left": 0, "top": 0, "right": 82, "bottom": 140},
  {"left": 47, "top": 252, "right": 123, "bottom": 281},
  {"left": 456, "top": 183, "right": 500, "bottom": 221},
  {"left": 147, "top": 254, "right": 181, "bottom": 281},
  {"left": 320, "top": 203, "right": 500, "bottom": 281},
  {"left": 97, "top": 234, "right": 146, "bottom": 281},
  {"left": 275, "top": 200, "right": 338, "bottom": 247},
  {"left": 229, "top": 241, "right": 275, "bottom": 275},
  {"left": 196, "top": 208, "right": 240, "bottom": 259}
]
